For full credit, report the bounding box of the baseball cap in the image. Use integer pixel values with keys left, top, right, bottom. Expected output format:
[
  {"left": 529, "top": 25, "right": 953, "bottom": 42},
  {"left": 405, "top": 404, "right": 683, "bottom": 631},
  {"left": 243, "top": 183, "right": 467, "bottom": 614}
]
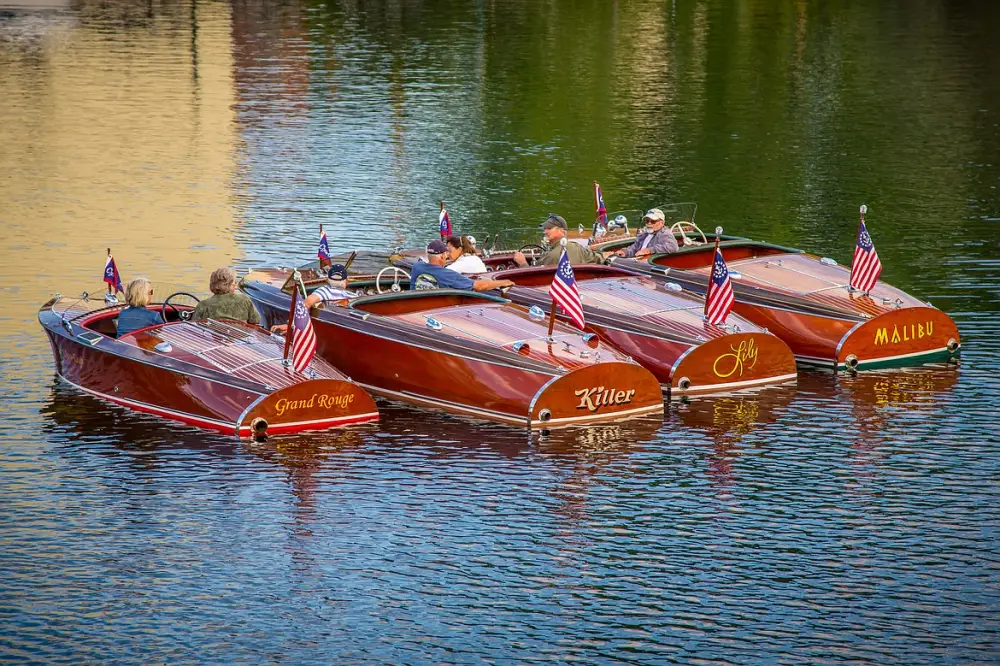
[
  {"left": 426, "top": 239, "right": 448, "bottom": 255},
  {"left": 642, "top": 208, "right": 666, "bottom": 223},
  {"left": 327, "top": 264, "right": 348, "bottom": 281},
  {"left": 542, "top": 214, "right": 568, "bottom": 230}
]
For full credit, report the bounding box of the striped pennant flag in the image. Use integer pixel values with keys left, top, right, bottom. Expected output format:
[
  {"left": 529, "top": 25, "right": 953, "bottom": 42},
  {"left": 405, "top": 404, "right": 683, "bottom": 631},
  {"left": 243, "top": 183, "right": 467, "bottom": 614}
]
[
  {"left": 290, "top": 296, "right": 317, "bottom": 372},
  {"left": 850, "top": 218, "right": 882, "bottom": 294},
  {"left": 550, "top": 248, "right": 585, "bottom": 329},
  {"left": 704, "top": 248, "right": 734, "bottom": 325}
]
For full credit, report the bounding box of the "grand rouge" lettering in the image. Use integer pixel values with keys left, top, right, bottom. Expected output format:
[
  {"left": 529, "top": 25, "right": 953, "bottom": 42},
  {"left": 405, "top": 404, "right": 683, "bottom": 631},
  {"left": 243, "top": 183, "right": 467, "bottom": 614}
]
[
  {"left": 574, "top": 386, "right": 636, "bottom": 412},
  {"left": 274, "top": 393, "right": 355, "bottom": 416}
]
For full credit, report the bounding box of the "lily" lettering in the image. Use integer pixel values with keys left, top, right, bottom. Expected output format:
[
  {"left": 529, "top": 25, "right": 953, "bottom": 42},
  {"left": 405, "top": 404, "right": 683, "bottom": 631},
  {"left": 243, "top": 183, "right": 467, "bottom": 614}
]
[
  {"left": 575, "top": 386, "right": 636, "bottom": 412},
  {"left": 713, "top": 339, "right": 759, "bottom": 378}
]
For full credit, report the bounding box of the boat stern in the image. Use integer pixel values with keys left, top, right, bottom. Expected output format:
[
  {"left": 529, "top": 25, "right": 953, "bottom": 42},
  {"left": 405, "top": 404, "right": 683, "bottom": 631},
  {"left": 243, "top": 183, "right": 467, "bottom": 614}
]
[
  {"left": 669, "top": 332, "right": 798, "bottom": 396},
  {"left": 528, "top": 362, "right": 663, "bottom": 428},
  {"left": 835, "top": 306, "right": 961, "bottom": 371},
  {"left": 239, "top": 379, "right": 379, "bottom": 438}
]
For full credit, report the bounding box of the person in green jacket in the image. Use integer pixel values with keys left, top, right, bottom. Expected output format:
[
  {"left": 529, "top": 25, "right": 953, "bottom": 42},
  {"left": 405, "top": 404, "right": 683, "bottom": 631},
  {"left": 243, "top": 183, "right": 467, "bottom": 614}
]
[
  {"left": 512, "top": 214, "right": 606, "bottom": 267},
  {"left": 192, "top": 267, "right": 261, "bottom": 325}
]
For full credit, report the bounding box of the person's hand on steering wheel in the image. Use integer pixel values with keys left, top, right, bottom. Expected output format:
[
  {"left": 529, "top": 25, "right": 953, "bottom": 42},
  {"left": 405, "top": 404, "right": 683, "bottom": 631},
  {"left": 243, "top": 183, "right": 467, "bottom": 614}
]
[{"left": 513, "top": 251, "right": 528, "bottom": 267}]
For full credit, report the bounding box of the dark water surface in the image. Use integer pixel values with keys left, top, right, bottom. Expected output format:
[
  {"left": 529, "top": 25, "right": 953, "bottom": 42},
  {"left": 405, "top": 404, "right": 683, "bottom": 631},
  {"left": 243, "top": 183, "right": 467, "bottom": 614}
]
[{"left": 2, "top": 0, "right": 999, "bottom": 663}]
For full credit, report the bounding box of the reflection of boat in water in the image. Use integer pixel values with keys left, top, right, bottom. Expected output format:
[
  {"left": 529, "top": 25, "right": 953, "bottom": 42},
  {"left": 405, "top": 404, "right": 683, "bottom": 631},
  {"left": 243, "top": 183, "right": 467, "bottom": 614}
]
[
  {"left": 242, "top": 268, "right": 665, "bottom": 428},
  {"left": 39, "top": 292, "right": 380, "bottom": 438},
  {"left": 611, "top": 238, "right": 962, "bottom": 372}
]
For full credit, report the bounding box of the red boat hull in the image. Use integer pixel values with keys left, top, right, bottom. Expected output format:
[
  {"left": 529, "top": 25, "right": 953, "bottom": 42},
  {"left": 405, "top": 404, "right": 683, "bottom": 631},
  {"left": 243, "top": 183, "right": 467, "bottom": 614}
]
[
  {"left": 244, "top": 276, "right": 664, "bottom": 427},
  {"left": 39, "top": 299, "right": 379, "bottom": 436}
]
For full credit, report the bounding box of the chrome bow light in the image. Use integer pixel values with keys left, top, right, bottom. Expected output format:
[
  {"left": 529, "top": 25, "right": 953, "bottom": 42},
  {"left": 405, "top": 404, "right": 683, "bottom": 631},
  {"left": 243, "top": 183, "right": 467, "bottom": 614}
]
[
  {"left": 425, "top": 316, "right": 443, "bottom": 331},
  {"left": 527, "top": 305, "right": 546, "bottom": 322}
]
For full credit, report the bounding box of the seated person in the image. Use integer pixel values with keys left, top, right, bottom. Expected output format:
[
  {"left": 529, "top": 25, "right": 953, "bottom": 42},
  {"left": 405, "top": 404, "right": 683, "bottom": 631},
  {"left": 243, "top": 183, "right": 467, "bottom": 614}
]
[
  {"left": 117, "top": 277, "right": 164, "bottom": 338},
  {"left": 513, "top": 215, "right": 606, "bottom": 267},
  {"left": 192, "top": 267, "right": 261, "bottom": 324},
  {"left": 606, "top": 208, "right": 678, "bottom": 259},
  {"left": 445, "top": 235, "right": 487, "bottom": 275},
  {"left": 270, "top": 264, "right": 356, "bottom": 335},
  {"left": 411, "top": 240, "right": 514, "bottom": 291}
]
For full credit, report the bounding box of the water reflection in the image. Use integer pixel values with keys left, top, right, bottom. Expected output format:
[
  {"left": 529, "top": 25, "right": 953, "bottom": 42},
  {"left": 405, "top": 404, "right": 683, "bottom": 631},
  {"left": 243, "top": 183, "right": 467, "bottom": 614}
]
[{"left": 672, "top": 384, "right": 797, "bottom": 489}]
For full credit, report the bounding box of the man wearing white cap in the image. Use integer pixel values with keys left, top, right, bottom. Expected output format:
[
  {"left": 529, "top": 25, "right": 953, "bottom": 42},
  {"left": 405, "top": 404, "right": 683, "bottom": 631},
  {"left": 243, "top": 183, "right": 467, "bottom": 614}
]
[{"left": 606, "top": 208, "right": 679, "bottom": 259}]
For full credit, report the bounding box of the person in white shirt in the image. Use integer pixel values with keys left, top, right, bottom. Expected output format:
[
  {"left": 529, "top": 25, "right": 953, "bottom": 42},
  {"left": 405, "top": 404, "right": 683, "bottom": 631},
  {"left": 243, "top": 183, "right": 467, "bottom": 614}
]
[{"left": 444, "top": 235, "right": 488, "bottom": 275}]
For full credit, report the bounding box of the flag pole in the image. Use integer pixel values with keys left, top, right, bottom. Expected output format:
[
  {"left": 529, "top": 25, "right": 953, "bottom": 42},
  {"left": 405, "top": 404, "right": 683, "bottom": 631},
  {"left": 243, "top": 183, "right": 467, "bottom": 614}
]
[
  {"left": 547, "top": 238, "right": 567, "bottom": 337},
  {"left": 283, "top": 272, "right": 300, "bottom": 363},
  {"left": 703, "top": 229, "right": 722, "bottom": 319},
  {"left": 851, "top": 204, "right": 868, "bottom": 295}
]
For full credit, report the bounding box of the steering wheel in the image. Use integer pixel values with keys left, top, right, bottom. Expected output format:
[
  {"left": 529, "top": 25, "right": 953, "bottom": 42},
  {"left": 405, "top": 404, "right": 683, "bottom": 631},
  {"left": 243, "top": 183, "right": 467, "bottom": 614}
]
[
  {"left": 162, "top": 292, "right": 201, "bottom": 322},
  {"left": 670, "top": 220, "right": 708, "bottom": 246},
  {"left": 517, "top": 244, "right": 546, "bottom": 266},
  {"left": 376, "top": 266, "right": 410, "bottom": 294}
]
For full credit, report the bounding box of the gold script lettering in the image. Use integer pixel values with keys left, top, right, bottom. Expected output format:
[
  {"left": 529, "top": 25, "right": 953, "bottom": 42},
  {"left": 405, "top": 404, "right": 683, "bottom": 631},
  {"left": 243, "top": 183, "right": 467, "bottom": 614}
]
[
  {"left": 874, "top": 328, "right": 889, "bottom": 345},
  {"left": 574, "top": 387, "right": 635, "bottom": 412},
  {"left": 713, "top": 339, "right": 759, "bottom": 378},
  {"left": 274, "top": 392, "right": 355, "bottom": 415}
]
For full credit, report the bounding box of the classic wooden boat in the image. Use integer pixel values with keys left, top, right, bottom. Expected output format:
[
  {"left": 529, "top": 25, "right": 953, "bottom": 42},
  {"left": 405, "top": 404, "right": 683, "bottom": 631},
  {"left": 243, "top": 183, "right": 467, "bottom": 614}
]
[
  {"left": 240, "top": 268, "right": 664, "bottom": 428},
  {"left": 472, "top": 264, "right": 798, "bottom": 396},
  {"left": 39, "top": 293, "right": 379, "bottom": 438},
  {"left": 608, "top": 239, "right": 962, "bottom": 371}
]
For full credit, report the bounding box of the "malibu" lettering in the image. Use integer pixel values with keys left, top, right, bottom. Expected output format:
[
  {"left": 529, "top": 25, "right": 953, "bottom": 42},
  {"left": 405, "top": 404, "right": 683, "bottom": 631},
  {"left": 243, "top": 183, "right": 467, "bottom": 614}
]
[{"left": 874, "top": 320, "right": 934, "bottom": 346}]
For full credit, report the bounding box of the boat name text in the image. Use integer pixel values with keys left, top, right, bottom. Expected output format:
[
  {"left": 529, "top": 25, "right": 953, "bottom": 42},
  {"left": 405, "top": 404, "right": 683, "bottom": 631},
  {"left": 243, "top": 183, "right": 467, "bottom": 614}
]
[
  {"left": 575, "top": 386, "right": 636, "bottom": 412},
  {"left": 874, "top": 321, "right": 934, "bottom": 346},
  {"left": 713, "top": 339, "right": 759, "bottom": 378},
  {"left": 274, "top": 392, "right": 355, "bottom": 415}
]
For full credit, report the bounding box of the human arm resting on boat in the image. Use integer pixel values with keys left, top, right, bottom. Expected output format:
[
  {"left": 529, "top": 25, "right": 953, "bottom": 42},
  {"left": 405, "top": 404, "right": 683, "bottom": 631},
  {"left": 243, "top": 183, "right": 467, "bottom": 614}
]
[{"left": 471, "top": 278, "right": 515, "bottom": 292}]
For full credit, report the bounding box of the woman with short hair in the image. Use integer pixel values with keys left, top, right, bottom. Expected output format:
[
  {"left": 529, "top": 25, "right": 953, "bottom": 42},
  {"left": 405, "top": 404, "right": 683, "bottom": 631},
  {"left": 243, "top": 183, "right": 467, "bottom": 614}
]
[
  {"left": 445, "top": 235, "right": 488, "bottom": 275},
  {"left": 192, "top": 267, "right": 261, "bottom": 324},
  {"left": 116, "top": 277, "right": 164, "bottom": 338}
]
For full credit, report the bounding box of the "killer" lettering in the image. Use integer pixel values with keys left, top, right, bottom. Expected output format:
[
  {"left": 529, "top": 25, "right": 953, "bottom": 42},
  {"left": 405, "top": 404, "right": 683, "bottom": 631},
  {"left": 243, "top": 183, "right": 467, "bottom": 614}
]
[{"left": 575, "top": 386, "right": 636, "bottom": 412}]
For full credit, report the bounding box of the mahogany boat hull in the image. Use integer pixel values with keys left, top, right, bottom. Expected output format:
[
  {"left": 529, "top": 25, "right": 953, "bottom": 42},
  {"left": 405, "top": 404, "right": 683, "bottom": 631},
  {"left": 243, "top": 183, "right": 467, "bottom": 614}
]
[
  {"left": 39, "top": 299, "right": 379, "bottom": 437},
  {"left": 614, "top": 242, "right": 962, "bottom": 371},
  {"left": 484, "top": 266, "right": 798, "bottom": 396},
  {"left": 242, "top": 278, "right": 664, "bottom": 428}
]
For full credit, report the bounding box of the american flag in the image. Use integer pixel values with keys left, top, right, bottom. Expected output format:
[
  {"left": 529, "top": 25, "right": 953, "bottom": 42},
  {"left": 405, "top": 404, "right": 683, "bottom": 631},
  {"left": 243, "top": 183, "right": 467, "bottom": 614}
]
[
  {"left": 550, "top": 249, "right": 585, "bottom": 329},
  {"left": 850, "top": 220, "right": 882, "bottom": 294},
  {"left": 103, "top": 254, "right": 123, "bottom": 294},
  {"left": 290, "top": 297, "right": 317, "bottom": 372},
  {"left": 594, "top": 181, "right": 607, "bottom": 224},
  {"left": 439, "top": 205, "right": 452, "bottom": 238},
  {"left": 704, "top": 248, "right": 734, "bottom": 325},
  {"left": 318, "top": 230, "right": 331, "bottom": 264}
]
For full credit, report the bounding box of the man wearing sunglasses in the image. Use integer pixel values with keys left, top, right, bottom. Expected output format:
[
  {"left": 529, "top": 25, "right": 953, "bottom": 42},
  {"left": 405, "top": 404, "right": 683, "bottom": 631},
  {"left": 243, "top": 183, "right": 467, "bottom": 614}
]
[
  {"left": 605, "top": 208, "right": 678, "bottom": 260},
  {"left": 513, "top": 214, "right": 606, "bottom": 267}
]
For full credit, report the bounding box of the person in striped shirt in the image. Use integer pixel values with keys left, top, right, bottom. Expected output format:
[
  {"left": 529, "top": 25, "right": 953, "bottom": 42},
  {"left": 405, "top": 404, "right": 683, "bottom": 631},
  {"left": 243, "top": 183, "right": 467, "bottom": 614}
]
[{"left": 269, "top": 264, "right": 355, "bottom": 335}]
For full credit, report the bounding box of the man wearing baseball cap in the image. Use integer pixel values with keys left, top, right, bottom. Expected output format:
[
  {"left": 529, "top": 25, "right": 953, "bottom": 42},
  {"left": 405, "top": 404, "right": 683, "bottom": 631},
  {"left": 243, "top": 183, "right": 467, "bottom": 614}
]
[
  {"left": 410, "top": 240, "right": 515, "bottom": 292},
  {"left": 269, "top": 263, "right": 355, "bottom": 335},
  {"left": 513, "top": 214, "right": 606, "bottom": 267},
  {"left": 606, "top": 208, "right": 678, "bottom": 259}
]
